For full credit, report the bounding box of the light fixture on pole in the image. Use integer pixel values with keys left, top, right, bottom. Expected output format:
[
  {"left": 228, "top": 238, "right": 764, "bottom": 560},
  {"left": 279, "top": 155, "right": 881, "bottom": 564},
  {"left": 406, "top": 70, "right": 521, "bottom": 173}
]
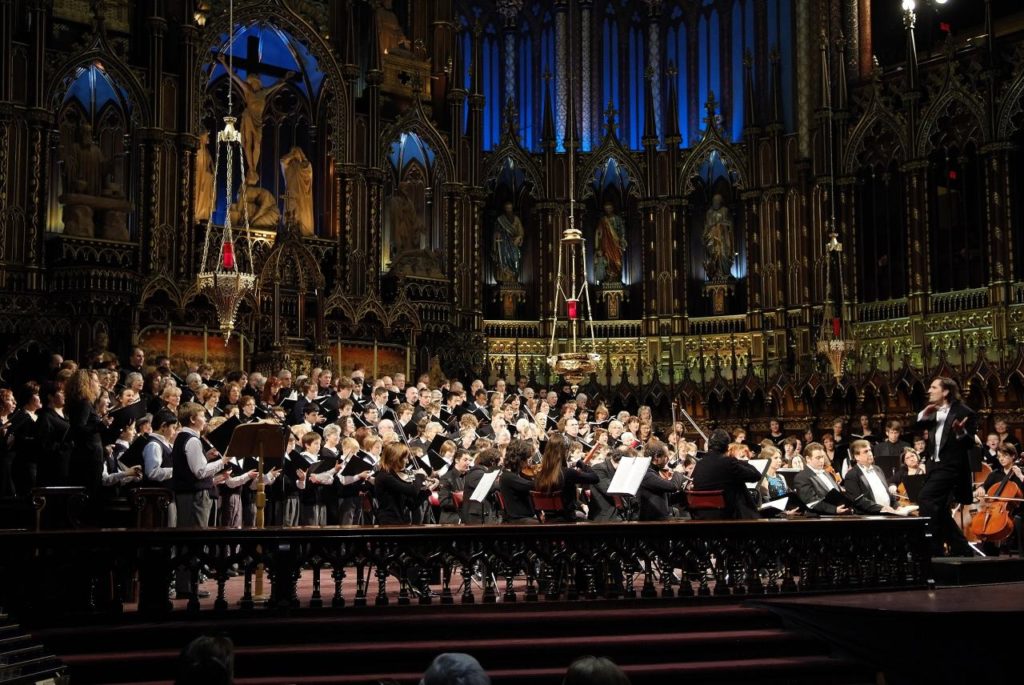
[
  {"left": 815, "top": 33, "right": 855, "bottom": 380},
  {"left": 546, "top": 3, "right": 601, "bottom": 392},
  {"left": 196, "top": 0, "right": 257, "bottom": 342}
]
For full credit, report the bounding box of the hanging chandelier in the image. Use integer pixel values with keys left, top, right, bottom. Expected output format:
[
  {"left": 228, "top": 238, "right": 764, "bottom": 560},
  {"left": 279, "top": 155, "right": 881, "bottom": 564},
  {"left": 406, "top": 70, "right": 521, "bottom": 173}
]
[
  {"left": 196, "top": 0, "right": 256, "bottom": 341},
  {"left": 817, "top": 232, "right": 856, "bottom": 380},
  {"left": 546, "top": 4, "right": 601, "bottom": 392},
  {"left": 815, "top": 37, "right": 855, "bottom": 380}
]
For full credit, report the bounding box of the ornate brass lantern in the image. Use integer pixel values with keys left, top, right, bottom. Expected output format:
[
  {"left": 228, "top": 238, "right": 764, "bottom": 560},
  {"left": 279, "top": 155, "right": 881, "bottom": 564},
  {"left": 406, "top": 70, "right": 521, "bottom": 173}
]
[{"left": 196, "top": 1, "right": 256, "bottom": 341}]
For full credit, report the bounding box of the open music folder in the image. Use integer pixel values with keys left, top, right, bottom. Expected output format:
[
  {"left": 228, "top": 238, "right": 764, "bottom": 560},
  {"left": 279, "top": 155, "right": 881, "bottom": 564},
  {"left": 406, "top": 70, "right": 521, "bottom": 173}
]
[{"left": 607, "top": 456, "right": 652, "bottom": 496}]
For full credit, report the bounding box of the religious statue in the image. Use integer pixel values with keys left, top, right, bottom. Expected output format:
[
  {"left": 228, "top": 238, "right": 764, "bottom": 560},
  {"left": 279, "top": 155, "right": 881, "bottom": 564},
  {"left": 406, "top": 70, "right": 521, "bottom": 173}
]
[
  {"left": 69, "top": 122, "right": 107, "bottom": 197},
  {"left": 229, "top": 186, "right": 280, "bottom": 228},
  {"left": 194, "top": 131, "right": 215, "bottom": 223},
  {"left": 389, "top": 182, "right": 425, "bottom": 255},
  {"left": 375, "top": 0, "right": 411, "bottom": 57},
  {"left": 280, "top": 146, "right": 314, "bottom": 236},
  {"left": 594, "top": 201, "right": 627, "bottom": 283},
  {"left": 491, "top": 201, "right": 524, "bottom": 283},
  {"left": 219, "top": 56, "right": 293, "bottom": 184},
  {"left": 702, "top": 193, "right": 734, "bottom": 280}
]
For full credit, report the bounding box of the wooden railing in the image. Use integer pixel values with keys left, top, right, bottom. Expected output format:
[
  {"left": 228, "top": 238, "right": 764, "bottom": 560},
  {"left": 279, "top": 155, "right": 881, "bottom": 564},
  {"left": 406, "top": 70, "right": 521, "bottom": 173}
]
[{"left": 0, "top": 517, "right": 931, "bottom": 624}]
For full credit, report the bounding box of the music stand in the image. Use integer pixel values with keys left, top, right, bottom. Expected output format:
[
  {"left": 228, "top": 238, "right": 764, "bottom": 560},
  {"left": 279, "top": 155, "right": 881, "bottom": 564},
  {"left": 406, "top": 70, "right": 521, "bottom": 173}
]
[
  {"left": 224, "top": 423, "right": 286, "bottom": 529},
  {"left": 224, "top": 423, "right": 286, "bottom": 603}
]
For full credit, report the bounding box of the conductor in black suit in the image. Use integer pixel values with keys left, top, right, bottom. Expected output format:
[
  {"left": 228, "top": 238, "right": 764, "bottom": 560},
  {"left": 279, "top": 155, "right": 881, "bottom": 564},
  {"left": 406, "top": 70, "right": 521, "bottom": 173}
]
[
  {"left": 689, "top": 429, "right": 761, "bottom": 519},
  {"left": 913, "top": 377, "right": 980, "bottom": 556}
]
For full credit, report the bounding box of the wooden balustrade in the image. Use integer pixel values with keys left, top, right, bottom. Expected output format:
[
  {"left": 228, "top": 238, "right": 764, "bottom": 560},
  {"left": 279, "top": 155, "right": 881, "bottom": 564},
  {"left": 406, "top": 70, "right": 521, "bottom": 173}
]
[{"left": 0, "top": 517, "right": 931, "bottom": 624}]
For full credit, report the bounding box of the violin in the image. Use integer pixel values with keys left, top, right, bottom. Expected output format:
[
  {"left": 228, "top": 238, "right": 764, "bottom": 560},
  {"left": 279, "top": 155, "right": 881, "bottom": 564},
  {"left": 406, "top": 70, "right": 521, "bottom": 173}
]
[{"left": 970, "top": 469, "right": 1024, "bottom": 542}]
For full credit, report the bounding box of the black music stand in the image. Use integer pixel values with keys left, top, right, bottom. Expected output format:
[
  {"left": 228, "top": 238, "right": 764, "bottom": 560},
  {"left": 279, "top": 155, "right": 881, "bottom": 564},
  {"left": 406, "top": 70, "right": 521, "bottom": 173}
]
[{"left": 224, "top": 423, "right": 286, "bottom": 530}]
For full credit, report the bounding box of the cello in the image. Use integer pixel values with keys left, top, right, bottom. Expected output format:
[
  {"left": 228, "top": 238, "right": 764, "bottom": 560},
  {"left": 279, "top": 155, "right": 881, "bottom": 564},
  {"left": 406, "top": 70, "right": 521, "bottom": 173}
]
[{"left": 969, "top": 468, "right": 1024, "bottom": 543}]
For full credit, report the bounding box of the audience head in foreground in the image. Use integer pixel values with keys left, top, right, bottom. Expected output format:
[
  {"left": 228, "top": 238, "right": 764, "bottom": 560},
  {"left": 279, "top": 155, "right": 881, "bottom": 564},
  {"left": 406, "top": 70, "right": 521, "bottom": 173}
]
[
  {"left": 175, "top": 635, "right": 234, "bottom": 685},
  {"left": 420, "top": 652, "right": 491, "bottom": 685},
  {"left": 563, "top": 655, "right": 631, "bottom": 685}
]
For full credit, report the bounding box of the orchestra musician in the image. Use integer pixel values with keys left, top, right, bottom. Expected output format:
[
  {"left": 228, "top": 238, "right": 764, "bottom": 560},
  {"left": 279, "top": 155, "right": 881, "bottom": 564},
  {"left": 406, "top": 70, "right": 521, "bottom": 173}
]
[
  {"left": 499, "top": 439, "right": 539, "bottom": 524},
  {"left": 532, "top": 433, "right": 598, "bottom": 522},
  {"left": 972, "top": 442, "right": 1023, "bottom": 557},
  {"left": 840, "top": 440, "right": 900, "bottom": 515},
  {"left": 637, "top": 440, "right": 687, "bottom": 521},
  {"left": 461, "top": 448, "right": 501, "bottom": 524},
  {"left": 374, "top": 442, "right": 426, "bottom": 525},
  {"left": 437, "top": 450, "right": 472, "bottom": 524},
  {"left": 690, "top": 429, "right": 761, "bottom": 520}
]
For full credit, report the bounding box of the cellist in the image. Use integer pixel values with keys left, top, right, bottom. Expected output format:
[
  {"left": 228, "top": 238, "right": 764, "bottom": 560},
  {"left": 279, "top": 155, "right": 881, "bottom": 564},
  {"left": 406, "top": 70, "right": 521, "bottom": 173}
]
[{"left": 972, "top": 443, "right": 1023, "bottom": 557}]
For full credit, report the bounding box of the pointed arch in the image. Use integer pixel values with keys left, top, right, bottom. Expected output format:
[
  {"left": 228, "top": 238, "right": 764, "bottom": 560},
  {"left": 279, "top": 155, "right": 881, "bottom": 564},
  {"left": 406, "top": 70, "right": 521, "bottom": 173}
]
[
  {"left": 678, "top": 129, "right": 747, "bottom": 196},
  {"left": 997, "top": 67, "right": 1024, "bottom": 139},
  {"left": 139, "top": 276, "right": 183, "bottom": 311},
  {"left": 916, "top": 89, "right": 989, "bottom": 158},
  {"left": 843, "top": 102, "right": 908, "bottom": 174},
  {"left": 379, "top": 103, "right": 456, "bottom": 183},
  {"left": 577, "top": 130, "right": 647, "bottom": 201},
  {"left": 46, "top": 46, "right": 151, "bottom": 128}
]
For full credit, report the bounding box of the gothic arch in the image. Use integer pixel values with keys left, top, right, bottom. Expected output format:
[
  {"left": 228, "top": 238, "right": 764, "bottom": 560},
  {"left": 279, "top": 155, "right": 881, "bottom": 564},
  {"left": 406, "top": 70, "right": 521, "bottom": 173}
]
[
  {"left": 379, "top": 103, "right": 456, "bottom": 183},
  {"left": 678, "top": 128, "right": 747, "bottom": 196},
  {"left": 482, "top": 120, "right": 545, "bottom": 196},
  {"left": 916, "top": 89, "right": 989, "bottom": 158},
  {"left": 138, "top": 276, "right": 183, "bottom": 311},
  {"left": 997, "top": 68, "right": 1024, "bottom": 139},
  {"left": 46, "top": 45, "right": 151, "bottom": 129},
  {"left": 260, "top": 231, "right": 326, "bottom": 293},
  {"left": 843, "top": 103, "right": 908, "bottom": 174},
  {"left": 578, "top": 131, "right": 646, "bottom": 201},
  {"left": 192, "top": 0, "right": 349, "bottom": 162}
]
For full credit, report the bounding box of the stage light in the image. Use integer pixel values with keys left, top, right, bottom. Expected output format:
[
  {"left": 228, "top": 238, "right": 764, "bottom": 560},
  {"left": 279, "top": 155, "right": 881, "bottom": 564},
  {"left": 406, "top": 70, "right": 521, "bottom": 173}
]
[{"left": 902, "top": 0, "right": 916, "bottom": 11}]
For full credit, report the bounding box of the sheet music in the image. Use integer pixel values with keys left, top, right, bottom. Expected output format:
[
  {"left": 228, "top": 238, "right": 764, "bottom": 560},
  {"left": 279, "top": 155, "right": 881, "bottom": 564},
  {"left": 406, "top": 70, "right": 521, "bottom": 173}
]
[
  {"left": 745, "top": 459, "right": 769, "bottom": 489},
  {"left": 760, "top": 496, "right": 788, "bottom": 511},
  {"left": 469, "top": 469, "right": 500, "bottom": 502},
  {"left": 607, "top": 456, "right": 652, "bottom": 496}
]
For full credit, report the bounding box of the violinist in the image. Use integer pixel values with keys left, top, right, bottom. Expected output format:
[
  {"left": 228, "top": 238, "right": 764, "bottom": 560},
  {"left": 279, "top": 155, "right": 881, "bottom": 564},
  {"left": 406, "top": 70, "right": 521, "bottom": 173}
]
[
  {"left": 892, "top": 447, "right": 927, "bottom": 488},
  {"left": 499, "top": 439, "right": 539, "bottom": 524},
  {"left": 374, "top": 442, "right": 426, "bottom": 525},
  {"left": 689, "top": 430, "right": 761, "bottom": 520},
  {"left": 637, "top": 440, "right": 688, "bottom": 521},
  {"left": 532, "top": 433, "right": 599, "bottom": 522},
  {"left": 436, "top": 450, "right": 472, "bottom": 524},
  {"left": 587, "top": 442, "right": 622, "bottom": 522},
  {"left": 461, "top": 448, "right": 502, "bottom": 524},
  {"left": 972, "top": 443, "right": 1023, "bottom": 556}
]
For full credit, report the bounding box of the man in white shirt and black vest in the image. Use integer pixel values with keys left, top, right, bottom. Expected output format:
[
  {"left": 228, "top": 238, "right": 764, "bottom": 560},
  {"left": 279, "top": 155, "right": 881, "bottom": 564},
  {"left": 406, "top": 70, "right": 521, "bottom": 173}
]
[{"left": 173, "top": 402, "right": 231, "bottom": 599}]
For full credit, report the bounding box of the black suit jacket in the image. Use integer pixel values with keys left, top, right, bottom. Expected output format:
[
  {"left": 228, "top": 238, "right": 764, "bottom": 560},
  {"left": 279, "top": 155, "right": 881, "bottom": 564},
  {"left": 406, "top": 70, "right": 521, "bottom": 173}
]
[
  {"left": 841, "top": 465, "right": 893, "bottom": 514},
  {"left": 637, "top": 468, "right": 683, "bottom": 521},
  {"left": 690, "top": 451, "right": 761, "bottom": 519},
  {"left": 913, "top": 400, "right": 978, "bottom": 505},
  {"left": 587, "top": 460, "right": 619, "bottom": 522},
  {"left": 794, "top": 468, "right": 843, "bottom": 515}
]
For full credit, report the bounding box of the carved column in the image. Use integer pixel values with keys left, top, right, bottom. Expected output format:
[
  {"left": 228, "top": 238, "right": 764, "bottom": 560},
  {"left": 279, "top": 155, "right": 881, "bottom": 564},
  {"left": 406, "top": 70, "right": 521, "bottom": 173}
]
[
  {"left": 0, "top": 0, "right": 12, "bottom": 281},
  {"left": 178, "top": 19, "right": 199, "bottom": 280},
  {"left": 554, "top": 0, "right": 568, "bottom": 149},
  {"left": 138, "top": 128, "right": 166, "bottom": 276},
  {"left": 645, "top": 0, "right": 662, "bottom": 144},
  {"left": 497, "top": 0, "right": 521, "bottom": 109},
  {"left": 24, "top": 0, "right": 50, "bottom": 287},
  {"left": 580, "top": 0, "right": 592, "bottom": 147}
]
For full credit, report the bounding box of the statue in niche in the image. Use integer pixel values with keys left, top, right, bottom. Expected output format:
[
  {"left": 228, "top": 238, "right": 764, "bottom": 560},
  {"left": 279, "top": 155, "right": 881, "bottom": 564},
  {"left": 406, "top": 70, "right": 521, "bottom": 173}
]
[
  {"left": 69, "top": 122, "right": 107, "bottom": 197},
  {"left": 491, "top": 201, "right": 524, "bottom": 283},
  {"left": 594, "top": 201, "right": 627, "bottom": 283},
  {"left": 702, "top": 193, "right": 734, "bottom": 281},
  {"left": 218, "top": 55, "right": 293, "bottom": 184},
  {"left": 230, "top": 186, "right": 280, "bottom": 228},
  {"left": 389, "top": 181, "right": 425, "bottom": 254},
  {"left": 375, "top": 0, "right": 411, "bottom": 56},
  {"left": 280, "top": 146, "right": 314, "bottom": 236},
  {"left": 387, "top": 180, "right": 443, "bottom": 278},
  {"left": 194, "top": 131, "right": 215, "bottom": 223}
]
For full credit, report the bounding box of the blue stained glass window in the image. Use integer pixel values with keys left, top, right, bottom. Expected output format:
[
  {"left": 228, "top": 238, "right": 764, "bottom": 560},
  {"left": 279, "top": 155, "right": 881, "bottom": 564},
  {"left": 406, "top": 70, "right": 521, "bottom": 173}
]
[
  {"left": 601, "top": 15, "right": 619, "bottom": 139},
  {"left": 518, "top": 28, "right": 534, "bottom": 150},
  {"left": 666, "top": 24, "right": 689, "bottom": 147},
  {"left": 627, "top": 25, "right": 644, "bottom": 149},
  {"left": 698, "top": 14, "right": 709, "bottom": 123},
  {"left": 709, "top": 9, "right": 721, "bottom": 110},
  {"left": 731, "top": 0, "right": 745, "bottom": 140},
  {"left": 64, "top": 64, "right": 130, "bottom": 118},
  {"left": 388, "top": 131, "right": 436, "bottom": 172}
]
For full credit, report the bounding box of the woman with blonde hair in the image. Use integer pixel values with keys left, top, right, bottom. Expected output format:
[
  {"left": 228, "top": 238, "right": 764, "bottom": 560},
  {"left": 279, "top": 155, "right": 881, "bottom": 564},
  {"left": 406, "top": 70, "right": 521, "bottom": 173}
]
[{"left": 66, "top": 369, "right": 104, "bottom": 489}]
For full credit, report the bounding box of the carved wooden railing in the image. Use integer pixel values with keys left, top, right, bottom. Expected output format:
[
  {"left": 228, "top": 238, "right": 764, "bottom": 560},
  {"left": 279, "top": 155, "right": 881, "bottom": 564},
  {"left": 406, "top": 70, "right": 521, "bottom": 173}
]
[{"left": 0, "top": 518, "right": 930, "bottom": 624}]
